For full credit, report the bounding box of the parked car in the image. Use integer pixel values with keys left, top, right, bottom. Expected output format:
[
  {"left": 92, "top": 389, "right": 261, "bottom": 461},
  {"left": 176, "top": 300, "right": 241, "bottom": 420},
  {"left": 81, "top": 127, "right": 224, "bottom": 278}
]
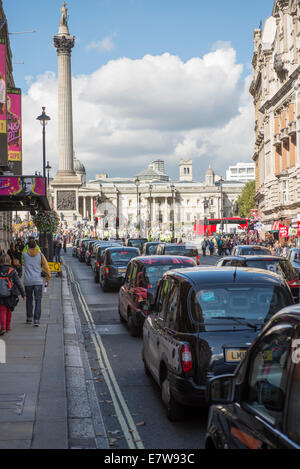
[
  {"left": 142, "top": 267, "right": 294, "bottom": 421},
  {"left": 287, "top": 248, "right": 300, "bottom": 277},
  {"left": 85, "top": 240, "right": 99, "bottom": 265},
  {"left": 216, "top": 255, "right": 300, "bottom": 302},
  {"left": 90, "top": 242, "right": 121, "bottom": 283},
  {"left": 231, "top": 245, "right": 272, "bottom": 256},
  {"left": 119, "top": 255, "right": 197, "bottom": 336},
  {"left": 125, "top": 238, "right": 148, "bottom": 253},
  {"left": 99, "top": 247, "right": 140, "bottom": 291},
  {"left": 141, "top": 242, "right": 161, "bottom": 256},
  {"left": 77, "top": 238, "right": 92, "bottom": 262},
  {"left": 155, "top": 243, "right": 200, "bottom": 265},
  {"left": 205, "top": 304, "right": 300, "bottom": 449}
]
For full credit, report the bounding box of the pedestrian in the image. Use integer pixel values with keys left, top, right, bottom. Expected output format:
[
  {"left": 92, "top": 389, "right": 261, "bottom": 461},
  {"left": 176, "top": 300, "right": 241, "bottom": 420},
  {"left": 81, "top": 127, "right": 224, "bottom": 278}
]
[
  {"left": 63, "top": 236, "right": 67, "bottom": 253},
  {"left": 55, "top": 240, "right": 62, "bottom": 263},
  {"left": 0, "top": 253, "right": 25, "bottom": 335},
  {"left": 201, "top": 239, "right": 207, "bottom": 256},
  {"left": 23, "top": 239, "right": 51, "bottom": 327},
  {"left": 208, "top": 239, "right": 214, "bottom": 256}
]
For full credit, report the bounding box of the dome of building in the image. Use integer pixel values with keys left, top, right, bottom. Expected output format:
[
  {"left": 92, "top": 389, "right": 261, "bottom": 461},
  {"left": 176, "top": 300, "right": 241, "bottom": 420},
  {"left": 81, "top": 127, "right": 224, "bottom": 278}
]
[{"left": 74, "top": 156, "right": 86, "bottom": 174}]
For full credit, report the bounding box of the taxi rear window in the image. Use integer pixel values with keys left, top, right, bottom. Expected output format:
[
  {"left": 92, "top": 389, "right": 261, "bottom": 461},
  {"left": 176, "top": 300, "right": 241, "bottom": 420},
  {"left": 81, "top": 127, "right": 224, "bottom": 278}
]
[{"left": 164, "top": 245, "right": 198, "bottom": 257}]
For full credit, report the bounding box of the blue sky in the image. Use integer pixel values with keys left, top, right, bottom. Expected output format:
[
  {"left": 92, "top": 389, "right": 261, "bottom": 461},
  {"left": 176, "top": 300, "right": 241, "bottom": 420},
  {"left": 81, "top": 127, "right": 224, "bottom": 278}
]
[
  {"left": 6, "top": 0, "right": 272, "bottom": 91},
  {"left": 3, "top": 0, "right": 275, "bottom": 180}
]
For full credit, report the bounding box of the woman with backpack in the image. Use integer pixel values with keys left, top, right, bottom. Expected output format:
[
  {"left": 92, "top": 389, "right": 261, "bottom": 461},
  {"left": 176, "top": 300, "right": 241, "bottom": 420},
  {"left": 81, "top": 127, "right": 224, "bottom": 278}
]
[{"left": 0, "top": 253, "right": 25, "bottom": 336}]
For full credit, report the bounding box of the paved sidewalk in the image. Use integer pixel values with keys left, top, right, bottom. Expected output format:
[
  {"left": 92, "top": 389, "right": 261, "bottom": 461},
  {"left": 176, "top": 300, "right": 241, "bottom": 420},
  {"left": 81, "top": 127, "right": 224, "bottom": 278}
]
[{"left": 0, "top": 274, "right": 68, "bottom": 449}]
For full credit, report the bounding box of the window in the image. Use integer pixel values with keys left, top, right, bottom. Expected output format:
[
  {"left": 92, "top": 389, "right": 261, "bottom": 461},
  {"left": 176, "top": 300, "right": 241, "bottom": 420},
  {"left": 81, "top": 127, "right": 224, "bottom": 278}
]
[
  {"left": 156, "top": 278, "right": 171, "bottom": 319},
  {"left": 245, "top": 324, "right": 294, "bottom": 425},
  {"left": 164, "top": 284, "right": 179, "bottom": 330}
]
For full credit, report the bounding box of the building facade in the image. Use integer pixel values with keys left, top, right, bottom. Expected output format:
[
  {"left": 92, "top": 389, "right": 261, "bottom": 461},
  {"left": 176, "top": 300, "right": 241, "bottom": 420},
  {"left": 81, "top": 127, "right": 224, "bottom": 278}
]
[
  {"left": 50, "top": 159, "right": 245, "bottom": 238},
  {"left": 250, "top": 0, "right": 300, "bottom": 231},
  {"left": 226, "top": 162, "right": 255, "bottom": 183}
]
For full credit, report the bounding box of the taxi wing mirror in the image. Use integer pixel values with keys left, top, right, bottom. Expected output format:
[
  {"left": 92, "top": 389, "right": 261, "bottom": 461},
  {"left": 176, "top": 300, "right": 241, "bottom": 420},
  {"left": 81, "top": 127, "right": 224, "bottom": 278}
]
[{"left": 206, "top": 374, "right": 236, "bottom": 405}]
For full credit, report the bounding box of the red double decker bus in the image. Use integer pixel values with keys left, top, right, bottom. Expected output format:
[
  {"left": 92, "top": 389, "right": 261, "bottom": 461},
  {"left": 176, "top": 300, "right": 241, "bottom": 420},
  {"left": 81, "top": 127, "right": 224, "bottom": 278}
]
[{"left": 194, "top": 217, "right": 249, "bottom": 236}]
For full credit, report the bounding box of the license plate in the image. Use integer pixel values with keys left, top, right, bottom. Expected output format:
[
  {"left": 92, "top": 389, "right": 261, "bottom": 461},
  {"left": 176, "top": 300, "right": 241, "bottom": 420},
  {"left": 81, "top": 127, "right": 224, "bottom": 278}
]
[
  {"left": 119, "top": 268, "right": 126, "bottom": 273},
  {"left": 225, "top": 349, "right": 247, "bottom": 363}
]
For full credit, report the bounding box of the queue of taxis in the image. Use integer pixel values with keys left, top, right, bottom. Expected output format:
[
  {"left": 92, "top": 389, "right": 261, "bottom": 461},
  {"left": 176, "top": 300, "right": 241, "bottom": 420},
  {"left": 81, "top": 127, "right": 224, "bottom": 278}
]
[
  {"left": 71, "top": 237, "right": 299, "bottom": 444},
  {"left": 141, "top": 267, "right": 294, "bottom": 421}
]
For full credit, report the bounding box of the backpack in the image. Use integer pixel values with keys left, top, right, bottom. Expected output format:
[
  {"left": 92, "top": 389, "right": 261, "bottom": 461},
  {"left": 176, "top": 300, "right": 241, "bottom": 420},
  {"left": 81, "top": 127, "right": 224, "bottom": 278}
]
[{"left": 0, "top": 268, "right": 14, "bottom": 297}]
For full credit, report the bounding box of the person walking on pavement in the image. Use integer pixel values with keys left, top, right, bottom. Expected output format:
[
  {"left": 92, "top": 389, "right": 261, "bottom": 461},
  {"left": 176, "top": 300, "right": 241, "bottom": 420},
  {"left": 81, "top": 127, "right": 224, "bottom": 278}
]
[
  {"left": 0, "top": 253, "right": 26, "bottom": 335},
  {"left": 23, "top": 239, "right": 51, "bottom": 327},
  {"left": 201, "top": 239, "right": 207, "bottom": 256},
  {"left": 55, "top": 239, "right": 62, "bottom": 263}
]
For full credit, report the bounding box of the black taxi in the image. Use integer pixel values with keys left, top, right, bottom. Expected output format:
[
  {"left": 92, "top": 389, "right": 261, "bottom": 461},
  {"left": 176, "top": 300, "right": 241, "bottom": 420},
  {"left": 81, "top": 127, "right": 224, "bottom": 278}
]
[
  {"left": 118, "top": 255, "right": 196, "bottom": 336},
  {"left": 205, "top": 304, "right": 300, "bottom": 449},
  {"left": 142, "top": 267, "right": 294, "bottom": 421}
]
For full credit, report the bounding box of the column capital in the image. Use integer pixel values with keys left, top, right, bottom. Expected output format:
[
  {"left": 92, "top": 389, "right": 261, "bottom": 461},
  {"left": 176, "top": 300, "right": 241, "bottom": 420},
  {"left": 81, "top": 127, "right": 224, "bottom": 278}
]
[{"left": 53, "top": 34, "right": 75, "bottom": 54}]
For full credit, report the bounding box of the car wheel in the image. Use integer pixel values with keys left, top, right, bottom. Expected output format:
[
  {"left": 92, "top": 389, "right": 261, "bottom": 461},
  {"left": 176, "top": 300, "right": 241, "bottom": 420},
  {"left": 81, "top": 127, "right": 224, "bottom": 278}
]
[
  {"left": 118, "top": 304, "right": 126, "bottom": 323},
  {"left": 94, "top": 272, "right": 99, "bottom": 283},
  {"left": 142, "top": 348, "right": 150, "bottom": 376},
  {"left": 127, "top": 310, "right": 140, "bottom": 337},
  {"left": 102, "top": 279, "right": 109, "bottom": 292},
  {"left": 161, "top": 372, "right": 184, "bottom": 422}
]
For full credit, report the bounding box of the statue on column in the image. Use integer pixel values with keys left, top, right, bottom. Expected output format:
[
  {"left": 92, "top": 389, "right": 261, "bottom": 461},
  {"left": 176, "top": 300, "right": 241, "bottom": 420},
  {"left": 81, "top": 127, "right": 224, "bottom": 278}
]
[{"left": 60, "top": 2, "right": 68, "bottom": 26}]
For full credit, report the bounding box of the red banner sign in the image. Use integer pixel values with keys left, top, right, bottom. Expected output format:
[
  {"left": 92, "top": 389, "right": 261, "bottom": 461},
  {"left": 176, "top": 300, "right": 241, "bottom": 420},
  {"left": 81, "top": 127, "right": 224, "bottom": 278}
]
[
  {"left": 7, "top": 88, "right": 22, "bottom": 162},
  {"left": 297, "top": 222, "right": 300, "bottom": 237},
  {"left": 279, "top": 224, "right": 288, "bottom": 238}
]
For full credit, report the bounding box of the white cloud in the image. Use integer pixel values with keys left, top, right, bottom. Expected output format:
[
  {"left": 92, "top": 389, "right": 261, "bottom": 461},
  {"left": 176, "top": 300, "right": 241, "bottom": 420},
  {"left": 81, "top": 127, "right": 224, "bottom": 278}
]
[
  {"left": 21, "top": 46, "right": 254, "bottom": 181},
  {"left": 86, "top": 36, "right": 115, "bottom": 52}
]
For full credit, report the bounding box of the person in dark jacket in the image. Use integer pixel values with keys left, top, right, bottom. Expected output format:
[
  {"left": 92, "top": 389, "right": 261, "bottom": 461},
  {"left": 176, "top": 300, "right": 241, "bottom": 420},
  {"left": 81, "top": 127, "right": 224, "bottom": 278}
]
[{"left": 0, "top": 253, "right": 25, "bottom": 335}]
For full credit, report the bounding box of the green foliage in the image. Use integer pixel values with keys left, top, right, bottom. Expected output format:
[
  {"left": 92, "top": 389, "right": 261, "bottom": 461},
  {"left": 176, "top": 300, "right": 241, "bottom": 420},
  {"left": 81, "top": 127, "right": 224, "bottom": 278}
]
[
  {"left": 237, "top": 181, "right": 256, "bottom": 218},
  {"left": 33, "top": 210, "right": 60, "bottom": 234}
]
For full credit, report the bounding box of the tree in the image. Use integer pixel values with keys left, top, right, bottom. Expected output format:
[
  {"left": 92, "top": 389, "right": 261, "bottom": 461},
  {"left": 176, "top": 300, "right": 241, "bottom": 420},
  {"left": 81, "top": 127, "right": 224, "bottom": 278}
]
[{"left": 237, "top": 181, "right": 256, "bottom": 218}]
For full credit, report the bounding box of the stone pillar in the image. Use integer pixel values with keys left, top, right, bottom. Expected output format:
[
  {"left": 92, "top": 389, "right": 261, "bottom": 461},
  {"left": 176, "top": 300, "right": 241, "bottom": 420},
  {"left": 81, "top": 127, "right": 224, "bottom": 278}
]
[
  {"left": 83, "top": 197, "right": 87, "bottom": 218},
  {"left": 54, "top": 32, "right": 75, "bottom": 175}
]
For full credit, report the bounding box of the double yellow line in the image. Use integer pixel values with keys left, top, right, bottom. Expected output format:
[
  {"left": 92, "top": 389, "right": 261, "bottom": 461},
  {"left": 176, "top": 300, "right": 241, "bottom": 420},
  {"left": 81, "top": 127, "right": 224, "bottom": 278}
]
[{"left": 65, "top": 264, "right": 144, "bottom": 450}]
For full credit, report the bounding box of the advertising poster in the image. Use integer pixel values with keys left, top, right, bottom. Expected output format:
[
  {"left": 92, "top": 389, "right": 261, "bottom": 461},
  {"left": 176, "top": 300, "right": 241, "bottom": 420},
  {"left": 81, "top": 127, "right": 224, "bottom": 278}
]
[
  {"left": 279, "top": 224, "right": 288, "bottom": 238},
  {"left": 0, "top": 39, "right": 6, "bottom": 134},
  {"left": 0, "top": 176, "right": 45, "bottom": 197},
  {"left": 7, "top": 88, "right": 22, "bottom": 161}
]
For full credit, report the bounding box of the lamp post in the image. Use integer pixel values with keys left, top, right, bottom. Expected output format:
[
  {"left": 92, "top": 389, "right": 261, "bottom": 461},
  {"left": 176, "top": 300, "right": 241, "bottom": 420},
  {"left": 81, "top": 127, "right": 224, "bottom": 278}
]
[
  {"left": 45, "top": 161, "right": 52, "bottom": 187},
  {"left": 148, "top": 184, "right": 153, "bottom": 238},
  {"left": 218, "top": 177, "right": 224, "bottom": 233},
  {"left": 135, "top": 177, "right": 140, "bottom": 233},
  {"left": 36, "top": 107, "right": 51, "bottom": 178},
  {"left": 170, "top": 184, "right": 175, "bottom": 242},
  {"left": 114, "top": 185, "right": 120, "bottom": 239}
]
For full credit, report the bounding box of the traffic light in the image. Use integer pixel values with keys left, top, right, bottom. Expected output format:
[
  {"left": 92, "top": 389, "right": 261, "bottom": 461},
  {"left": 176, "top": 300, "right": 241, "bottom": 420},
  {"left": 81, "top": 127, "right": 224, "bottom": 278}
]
[
  {"left": 94, "top": 217, "right": 98, "bottom": 226},
  {"left": 116, "top": 217, "right": 119, "bottom": 228}
]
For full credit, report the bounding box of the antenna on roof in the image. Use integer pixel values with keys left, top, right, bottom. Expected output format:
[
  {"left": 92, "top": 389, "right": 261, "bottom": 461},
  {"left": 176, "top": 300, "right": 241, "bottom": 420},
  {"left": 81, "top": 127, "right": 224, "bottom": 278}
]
[
  {"left": 233, "top": 266, "right": 237, "bottom": 281},
  {"left": 259, "top": 19, "right": 262, "bottom": 30}
]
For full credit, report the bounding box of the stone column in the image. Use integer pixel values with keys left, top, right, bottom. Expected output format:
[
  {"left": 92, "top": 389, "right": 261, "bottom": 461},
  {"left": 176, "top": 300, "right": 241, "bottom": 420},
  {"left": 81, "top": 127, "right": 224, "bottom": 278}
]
[
  {"left": 53, "top": 32, "right": 75, "bottom": 175},
  {"left": 83, "top": 197, "right": 87, "bottom": 218}
]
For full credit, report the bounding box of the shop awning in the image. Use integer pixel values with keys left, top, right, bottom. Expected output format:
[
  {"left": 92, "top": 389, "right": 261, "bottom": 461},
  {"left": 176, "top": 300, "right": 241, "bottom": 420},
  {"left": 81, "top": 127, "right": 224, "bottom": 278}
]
[{"left": 271, "top": 221, "right": 280, "bottom": 231}]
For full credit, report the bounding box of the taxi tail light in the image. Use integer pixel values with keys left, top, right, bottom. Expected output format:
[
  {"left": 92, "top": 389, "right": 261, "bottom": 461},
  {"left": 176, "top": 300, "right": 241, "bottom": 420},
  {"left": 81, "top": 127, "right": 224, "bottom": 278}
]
[
  {"left": 181, "top": 344, "right": 193, "bottom": 373},
  {"left": 288, "top": 278, "right": 300, "bottom": 287},
  {"left": 197, "top": 255, "right": 200, "bottom": 265},
  {"left": 105, "top": 267, "right": 110, "bottom": 277},
  {"left": 96, "top": 261, "right": 100, "bottom": 268}
]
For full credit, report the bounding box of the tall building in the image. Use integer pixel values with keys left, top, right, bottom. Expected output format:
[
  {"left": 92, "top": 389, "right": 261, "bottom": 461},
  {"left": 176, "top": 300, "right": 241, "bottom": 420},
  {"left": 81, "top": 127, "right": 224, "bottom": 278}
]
[
  {"left": 250, "top": 0, "right": 300, "bottom": 231},
  {"left": 226, "top": 163, "right": 255, "bottom": 183}
]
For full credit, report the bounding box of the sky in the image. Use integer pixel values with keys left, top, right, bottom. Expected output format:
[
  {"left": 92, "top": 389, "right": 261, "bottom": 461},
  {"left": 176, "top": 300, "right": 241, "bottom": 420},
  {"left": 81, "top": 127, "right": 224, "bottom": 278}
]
[{"left": 4, "top": 0, "right": 274, "bottom": 182}]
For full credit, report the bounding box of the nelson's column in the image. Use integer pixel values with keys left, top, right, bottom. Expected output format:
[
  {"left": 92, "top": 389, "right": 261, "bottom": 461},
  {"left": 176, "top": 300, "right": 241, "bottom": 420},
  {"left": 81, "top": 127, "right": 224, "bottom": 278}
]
[{"left": 51, "top": 2, "right": 82, "bottom": 222}]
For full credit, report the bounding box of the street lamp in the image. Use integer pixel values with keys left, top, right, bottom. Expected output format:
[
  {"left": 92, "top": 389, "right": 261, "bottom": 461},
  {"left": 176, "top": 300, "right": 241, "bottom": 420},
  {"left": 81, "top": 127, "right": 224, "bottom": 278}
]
[
  {"left": 135, "top": 177, "right": 140, "bottom": 232},
  {"left": 36, "top": 107, "right": 51, "bottom": 178},
  {"left": 170, "top": 184, "right": 175, "bottom": 242},
  {"left": 45, "top": 161, "right": 52, "bottom": 187},
  {"left": 114, "top": 185, "right": 120, "bottom": 239},
  {"left": 148, "top": 184, "right": 153, "bottom": 237}
]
